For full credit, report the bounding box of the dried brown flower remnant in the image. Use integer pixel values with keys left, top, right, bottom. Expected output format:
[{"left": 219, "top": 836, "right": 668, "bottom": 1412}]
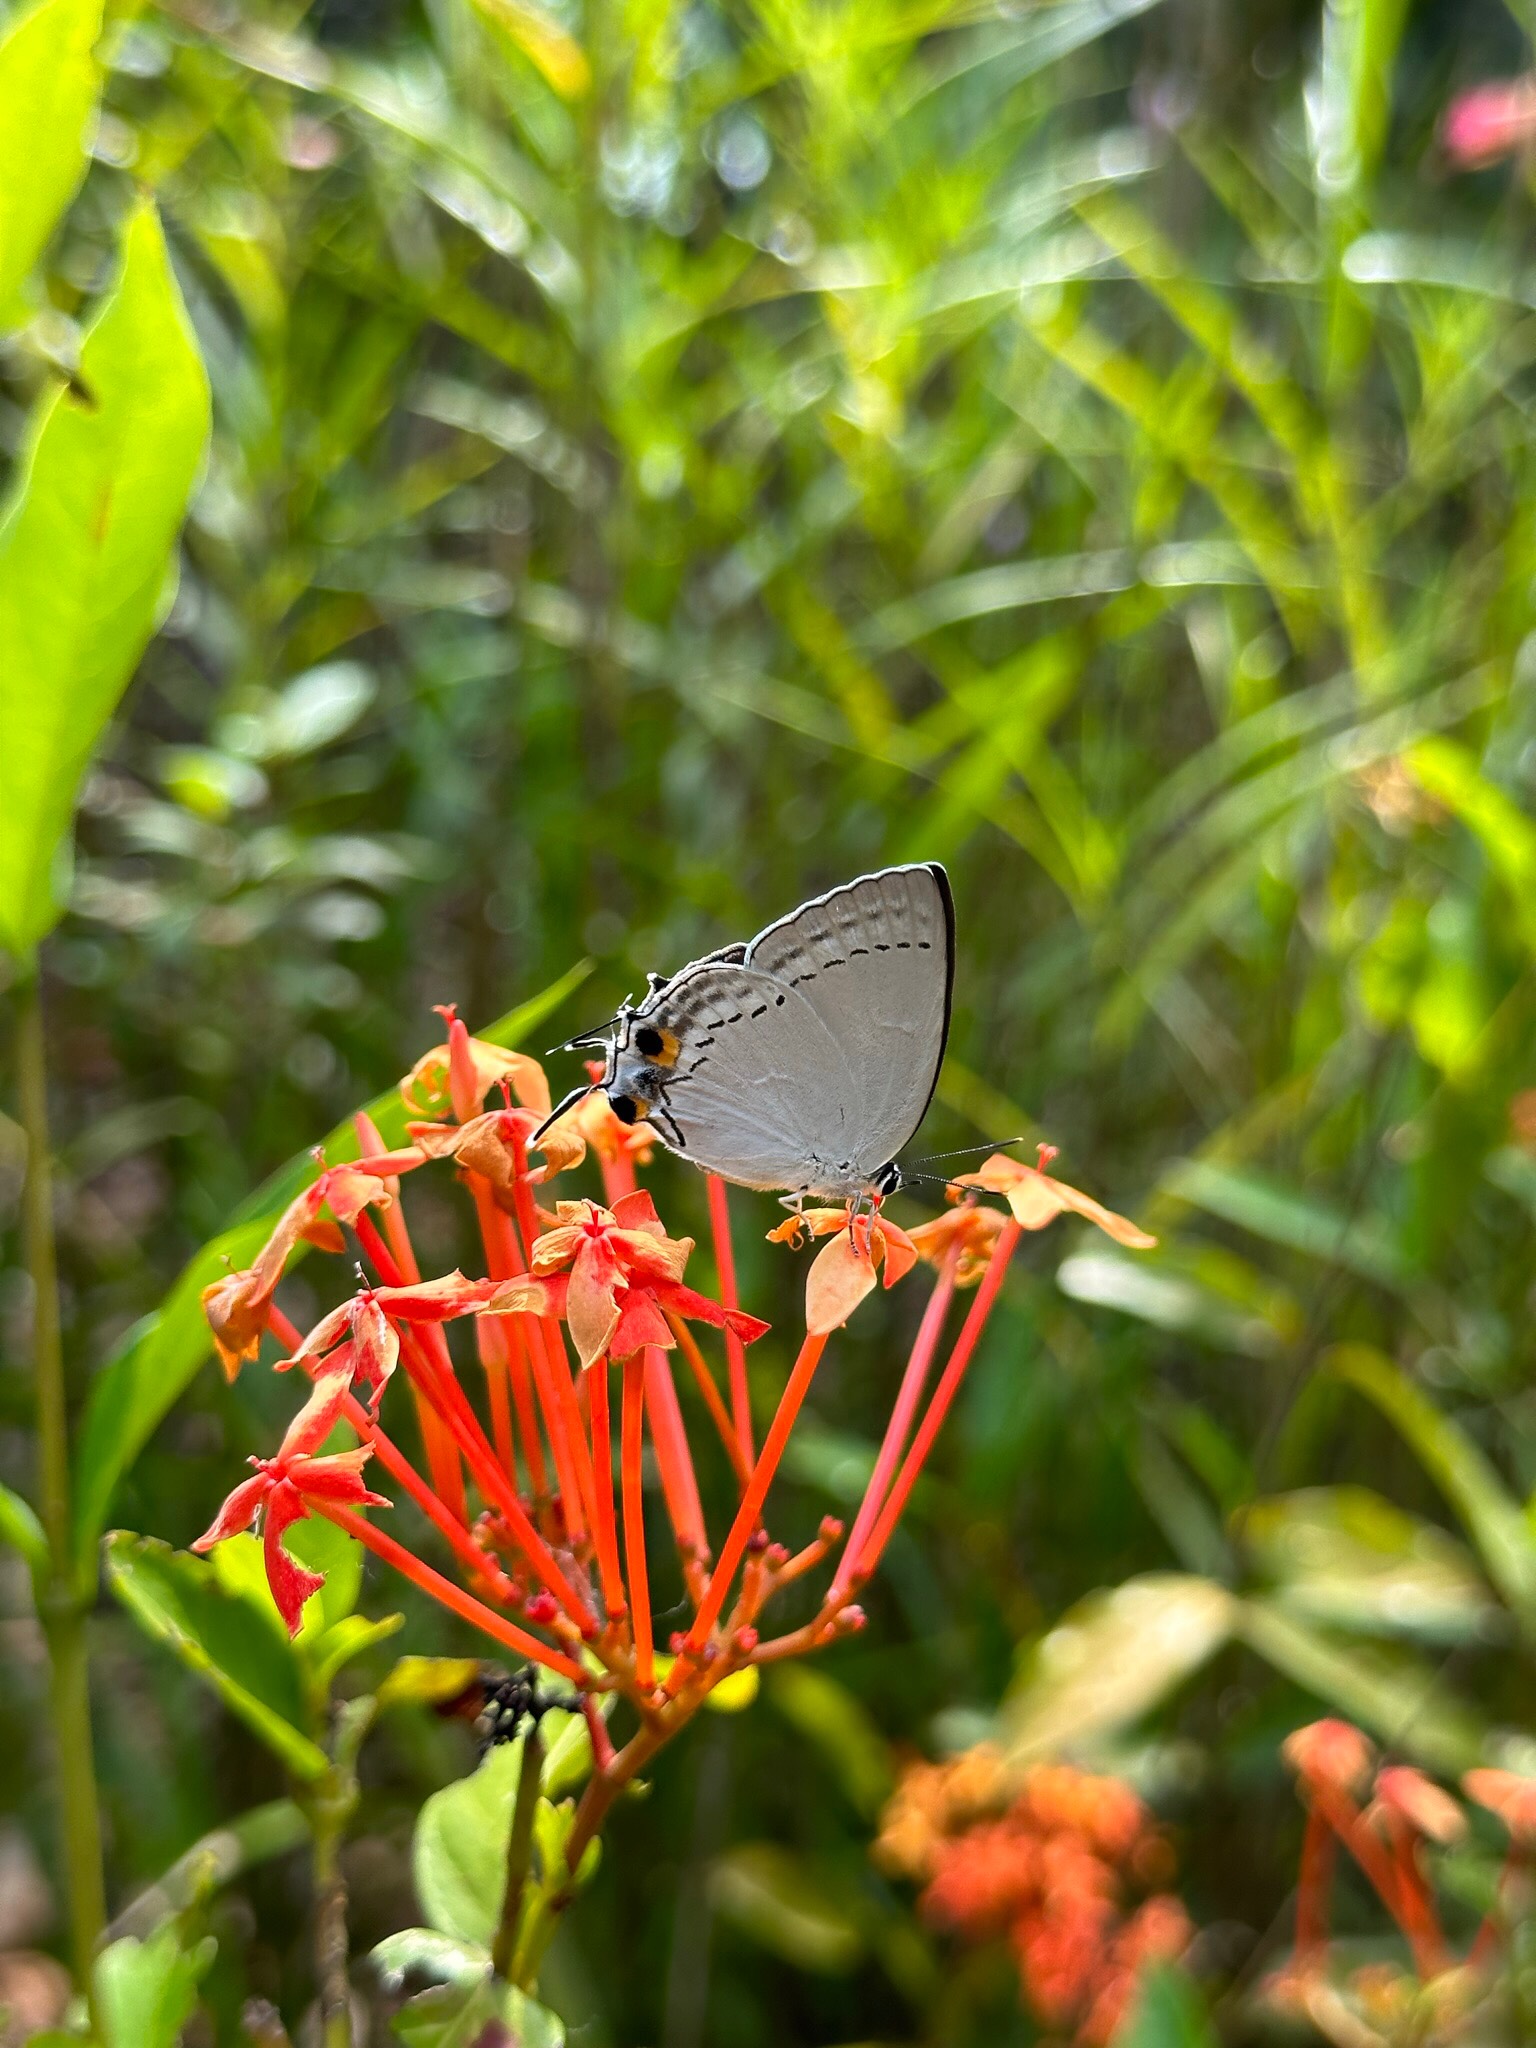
[{"left": 876, "top": 1752, "right": 1192, "bottom": 2046}]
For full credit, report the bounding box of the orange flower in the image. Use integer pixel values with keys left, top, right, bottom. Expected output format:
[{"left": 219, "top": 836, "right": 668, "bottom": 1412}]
[
  {"left": 767, "top": 1207, "right": 919, "bottom": 1334},
  {"left": 282, "top": 1272, "right": 503, "bottom": 1408},
  {"left": 1464, "top": 1767, "right": 1536, "bottom": 1843},
  {"left": 192, "top": 1366, "right": 387, "bottom": 1631},
  {"left": 400, "top": 1007, "right": 551, "bottom": 1123},
  {"left": 906, "top": 1197, "right": 1007, "bottom": 1287},
  {"left": 1282, "top": 1718, "right": 1376, "bottom": 1799},
  {"left": 408, "top": 1104, "right": 584, "bottom": 1203},
  {"left": 201, "top": 1159, "right": 404, "bottom": 1380},
  {"left": 1372, "top": 1767, "right": 1466, "bottom": 1846},
  {"left": 491, "top": 1191, "right": 769, "bottom": 1370},
  {"left": 951, "top": 1146, "right": 1155, "bottom": 1248}
]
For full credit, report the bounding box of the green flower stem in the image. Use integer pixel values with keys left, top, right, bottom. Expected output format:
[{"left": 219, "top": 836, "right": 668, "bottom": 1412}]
[
  {"left": 305, "top": 1698, "right": 374, "bottom": 2048},
  {"left": 492, "top": 1724, "right": 544, "bottom": 1984},
  {"left": 17, "top": 967, "right": 105, "bottom": 1981}
]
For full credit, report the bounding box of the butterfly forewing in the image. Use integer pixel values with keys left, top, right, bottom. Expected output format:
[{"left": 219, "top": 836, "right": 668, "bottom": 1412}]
[
  {"left": 742, "top": 864, "right": 953, "bottom": 1175},
  {"left": 636, "top": 962, "right": 861, "bottom": 1192}
]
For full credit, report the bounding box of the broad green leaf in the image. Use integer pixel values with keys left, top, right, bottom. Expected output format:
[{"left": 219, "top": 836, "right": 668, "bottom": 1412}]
[
  {"left": 707, "top": 1843, "right": 864, "bottom": 1974},
  {"left": 376, "top": 1655, "right": 483, "bottom": 1712},
  {"left": 1118, "top": 1963, "right": 1219, "bottom": 2048},
  {"left": 1001, "top": 1575, "right": 1236, "bottom": 1765},
  {"left": 1326, "top": 1345, "right": 1536, "bottom": 1622},
  {"left": 766, "top": 1665, "right": 893, "bottom": 1819},
  {"left": 93, "top": 1924, "right": 215, "bottom": 2048},
  {"left": 110, "top": 1799, "right": 309, "bottom": 1940},
  {"left": 389, "top": 1976, "right": 564, "bottom": 2048},
  {"left": 1240, "top": 1486, "right": 1497, "bottom": 1643},
  {"left": 309, "top": 1612, "right": 405, "bottom": 1693},
  {"left": 414, "top": 1714, "right": 589, "bottom": 1945},
  {"left": 372, "top": 1927, "right": 491, "bottom": 1992},
  {"left": 69, "top": 966, "right": 589, "bottom": 1577},
  {"left": 0, "top": 1475, "right": 47, "bottom": 1580},
  {"left": 1406, "top": 736, "right": 1536, "bottom": 949},
  {"left": 0, "top": 0, "right": 101, "bottom": 327},
  {"left": 1237, "top": 1598, "right": 1485, "bottom": 1773},
  {"left": 1161, "top": 1161, "right": 1410, "bottom": 1291},
  {"left": 102, "top": 1532, "right": 329, "bottom": 1781},
  {"left": 0, "top": 198, "right": 210, "bottom": 959}
]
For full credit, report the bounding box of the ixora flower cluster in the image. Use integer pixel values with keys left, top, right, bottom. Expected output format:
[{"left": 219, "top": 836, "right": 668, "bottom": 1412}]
[
  {"left": 876, "top": 1746, "right": 1192, "bottom": 2045},
  {"left": 1270, "top": 1719, "right": 1536, "bottom": 2046},
  {"left": 196, "top": 1008, "right": 1153, "bottom": 1861}
]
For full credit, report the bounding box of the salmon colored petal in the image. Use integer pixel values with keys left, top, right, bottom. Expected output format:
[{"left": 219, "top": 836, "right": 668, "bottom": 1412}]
[
  {"left": 878, "top": 1221, "right": 919, "bottom": 1288},
  {"left": 192, "top": 1471, "right": 270, "bottom": 1551},
  {"left": 351, "top": 1300, "right": 399, "bottom": 1406},
  {"left": 290, "top": 1448, "right": 389, "bottom": 1509},
  {"left": 298, "top": 1218, "right": 348, "bottom": 1254},
  {"left": 374, "top": 1272, "right": 502, "bottom": 1319},
  {"left": 567, "top": 1239, "right": 622, "bottom": 1370},
  {"left": 278, "top": 1366, "right": 355, "bottom": 1460},
  {"left": 613, "top": 1227, "right": 692, "bottom": 1284},
  {"left": 487, "top": 1273, "right": 569, "bottom": 1319},
  {"left": 285, "top": 1299, "right": 357, "bottom": 1364},
  {"left": 531, "top": 1223, "right": 587, "bottom": 1273},
  {"left": 201, "top": 1271, "right": 272, "bottom": 1382},
  {"left": 805, "top": 1229, "right": 879, "bottom": 1335},
  {"left": 263, "top": 1481, "right": 325, "bottom": 1635},
  {"left": 609, "top": 1288, "right": 674, "bottom": 1358},
  {"left": 611, "top": 1188, "right": 664, "bottom": 1235},
  {"left": 1030, "top": 1174, "right": 1157, "bottom": 1249},
  {"left": 653, "top": 1278, "right": 773, "bottom": 1346},
  {"left": 318, "top": 1165, "right": 396, "bottom": 1226}
]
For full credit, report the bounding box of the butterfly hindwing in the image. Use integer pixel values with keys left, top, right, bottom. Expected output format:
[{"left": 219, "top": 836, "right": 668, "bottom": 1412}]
[{"left": 741, "top": 864, "right": 953, "bottom": 1172}]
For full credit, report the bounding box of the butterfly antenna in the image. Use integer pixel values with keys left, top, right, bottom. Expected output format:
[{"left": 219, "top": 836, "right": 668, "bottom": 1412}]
[
  {"left": 546, "top": 1015, "right": 621, "bottom": 1055},
  {"left": 907, "top": 1136, "right": 1029, "bottom": 1168},
  {"left": 531, "top": 1083, "right": 595, "bottom": 1144}
]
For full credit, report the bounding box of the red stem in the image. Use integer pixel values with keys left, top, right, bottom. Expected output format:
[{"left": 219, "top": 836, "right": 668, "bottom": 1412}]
[
  {"left": 587, "top": 1360, "right": 626, "bottom": 1621},
  {"left": 355, "top": 1209, "right": 466, "bottom": 1520},
  {"left": 507, "top": 1125, "right": 598, "bottom": 1539},
  {"left": 706, "top": 1175, "right": 753, "bottom": 1466},
  {"left": 679, "top": 1331, "right": 830, "bottom": 1665},
  {"left": 665, "top": 1312, "right": 752, "bottom": 1491},
  {"left": 622, "top": 1355, "right": 654, "bottom": 1689},
  {"left": 468, "top": 1181, "right": 518, "bottom": 1480},
  {"left": 582, "top": 1692, "right": 617, "bottom": 1772},
  {"left": 830, "top": 1246, "right": 957, "bottom": 1604},
  {"left": 857, "top": 1221, "right": 1020, "bottom": 1579},
  {"left": 643, "top": 1346, "right": 708, "bottom": 1565},
  {"left": 1294, "top": 1805, "right": 1334, "bottom": 1968},
  {"left": 314, "top": 1502, "right": 583, "bottom": 1682},
  {"left": 480, "top": 1199, "right": 549, "bottom": 1497}
]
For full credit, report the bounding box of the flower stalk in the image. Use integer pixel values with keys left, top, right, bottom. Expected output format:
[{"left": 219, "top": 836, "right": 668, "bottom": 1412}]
[{"left": 17, "top": 970, "right": 106, "bottom": 1983}]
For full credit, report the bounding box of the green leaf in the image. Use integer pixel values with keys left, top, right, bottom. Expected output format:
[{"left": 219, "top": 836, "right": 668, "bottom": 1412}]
[
  {"left": 1240, "top": 1486, "right": 1497, "bottom": 1643},
  {"left": 309, "top": 1612, "right": 404, "bottom": 1693},
  {"left": 389, "top": 1977, "right": 564, "bottom": 2048},
  {"left": 108, "top": 1799, "right": 310, "bottom": 1941},
  {"left": 102, "top": 1532, "right": 329, "bottom": 1781},
  {"left": 1237, "top": 1598, "right": 1485, "bottom": 1774},
  {"left": 0, "top": 1475, "right": 47, "bottom": 1581},
  {"left": 413, "top": 1716, "right": 589, "bottom": 1945},
  {"left": 1161, "top": 1160, "right": 1410, "bottom": 1291},
  {"left": 0, "top": 198, "right": 210, "bottom": 959},
  {"left": 376, "top": 1656, "right": 483, "bottom": 1712},
  {"left": 1326, "top": 1344, "right": 1536, "bottom": 1622},
  {"left": 707, "top": 1843, "right": 864, "bottom": 1974},
  {"left": 0, "top": 0, "right": 101, "bottom": 328},
  {"left": 372, "top": 1927, "right": 491, "bottom": 1992},
  {"left": 93, "top": 1924, "right": 215, "bottom": 2048},
  {"left": 1117, "top": 1963, "right": 1218, "bottom": 2048},
  {"left": 1001, "top": 1575, "right": 1236, "bottom": 1765},
  {"left": 69, "top": 964, "right": 589, "bottom": 1578}
]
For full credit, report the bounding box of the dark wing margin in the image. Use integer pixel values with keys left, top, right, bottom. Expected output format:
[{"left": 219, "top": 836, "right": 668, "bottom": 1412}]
[{"left": 912, "top": 861, "right": 955, "bottom": 1144}]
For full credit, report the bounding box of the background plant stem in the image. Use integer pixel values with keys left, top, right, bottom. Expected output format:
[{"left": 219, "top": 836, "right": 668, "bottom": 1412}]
[{"left": 18, "top": 967, "right": 106, "bottom": 1981}]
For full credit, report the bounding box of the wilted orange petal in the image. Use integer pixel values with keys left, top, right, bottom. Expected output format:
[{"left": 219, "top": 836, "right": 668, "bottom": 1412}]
[
  {"left": 806, "top": 1229, "right": 879, "bottom": 1334},
  {"left": 1034, "top": 1173, "right": 1156, "bottom": 1250},
  {"left": 567, "top": 1237, "right": 622, "bottom": 1370}
]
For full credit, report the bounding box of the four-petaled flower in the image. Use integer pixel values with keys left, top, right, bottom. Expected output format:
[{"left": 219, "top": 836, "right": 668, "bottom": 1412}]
[
  {"left": 283, "top": 1272, "right": 503, "bottom": 1408},
  {"left": 907, "top": 1197, "right": 1008, "bottom": 1287},
  {"left": 491, "top": 1191, "right": 768, "bottom": 1370},
  {"left": 202, "top": 1158, "right": 407, "bottom": 1381},
  {"left": 950, "top": 1147, "right": 1155, "bottom": 1248},
  {"left": 193, "top": 1368, "right": 388, "bottom": 1632},
  {"left": 767, "top": 1208, "right": 919, "bottom": 1333}
]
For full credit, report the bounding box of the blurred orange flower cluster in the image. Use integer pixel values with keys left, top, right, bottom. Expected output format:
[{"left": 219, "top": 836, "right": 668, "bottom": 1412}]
[{"left": 876, "top": 1748, "right": 1192, "bottom": 2044}]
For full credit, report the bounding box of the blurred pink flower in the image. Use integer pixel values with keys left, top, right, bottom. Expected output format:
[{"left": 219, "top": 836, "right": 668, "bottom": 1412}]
[{"left": 1442, "top": 78, "right": 1536, "bottom": 168}]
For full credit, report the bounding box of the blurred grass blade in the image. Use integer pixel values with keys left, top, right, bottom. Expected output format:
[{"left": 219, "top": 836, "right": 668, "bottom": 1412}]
[
  {"left": 0, "top": 199, "right": 209, "bottom": 959},
  {"left": 0, "top": 0, "right": 100, "bottom": 328},
  {"left": 1325, "top": 1344, "right": 1536, "bottom": 1622}
]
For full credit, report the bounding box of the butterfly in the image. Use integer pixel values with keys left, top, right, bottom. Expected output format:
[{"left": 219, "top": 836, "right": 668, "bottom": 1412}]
[{"left": 538, "top": 864, "right": 954, "bottom": 1205}]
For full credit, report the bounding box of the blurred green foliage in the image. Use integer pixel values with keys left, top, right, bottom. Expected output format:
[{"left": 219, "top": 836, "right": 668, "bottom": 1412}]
[{"left": 6, "top": 0, "right": 1536, "bottom": 2037}]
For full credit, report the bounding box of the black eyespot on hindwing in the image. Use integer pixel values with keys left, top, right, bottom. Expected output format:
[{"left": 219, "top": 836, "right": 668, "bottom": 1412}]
[{"left": 635, "top": 1026, "right": 665, "bottom": 1056}]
